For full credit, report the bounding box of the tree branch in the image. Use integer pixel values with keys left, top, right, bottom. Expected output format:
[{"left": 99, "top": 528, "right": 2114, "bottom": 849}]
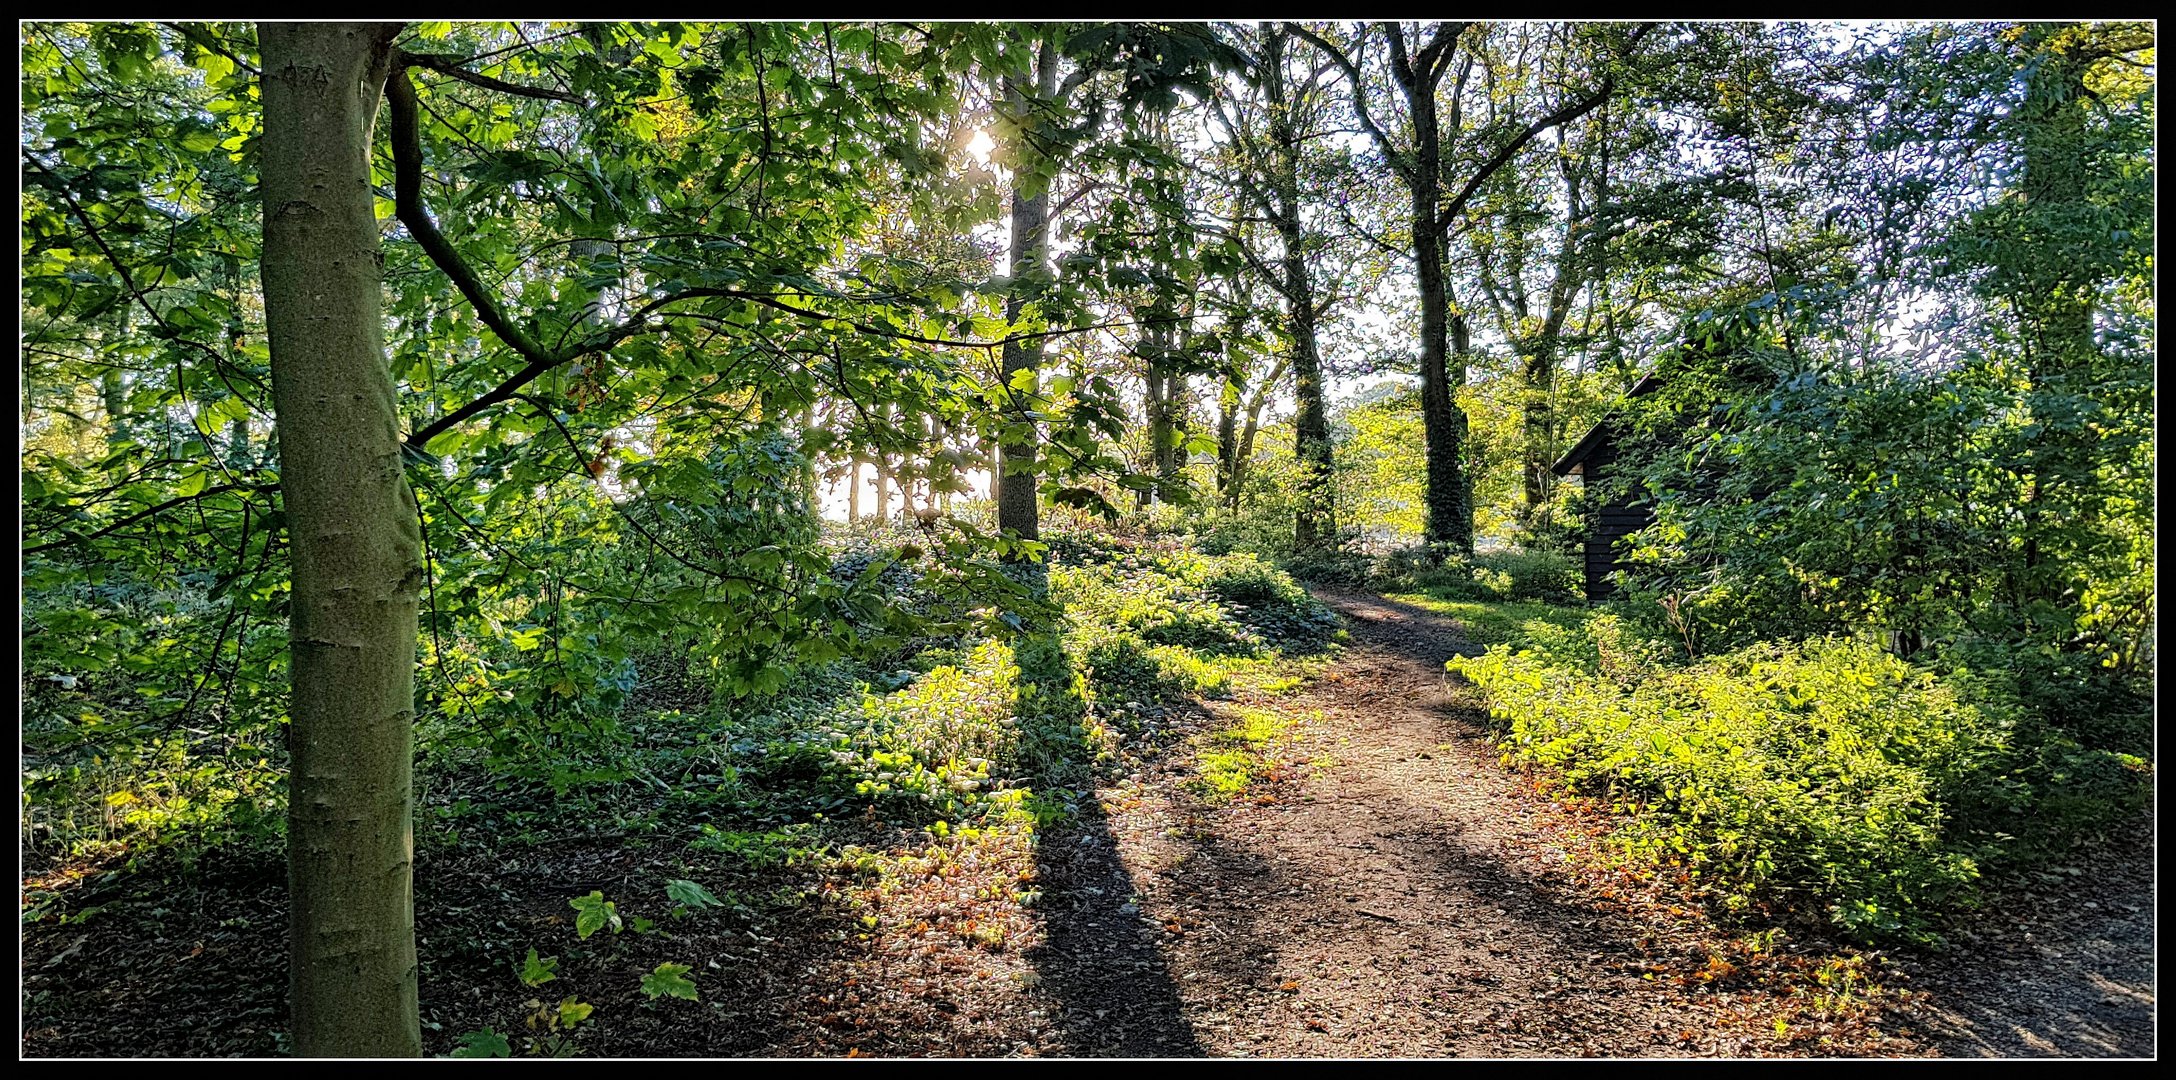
[
  {"left": 1436, "top": 53, "right": 1635, "bottom": 233},
  {"left": 399, "top": 49, "right": 585, "bottom": 104},
  {"left": 387, "top": 61, "right": 561, "bottom": 369},
  {"left": 25, "top": 483, "right": 271, "bottom": 555},
  {"left": 1436, "top": 24, "right": 1653, "bottom": 234},
  {"left": 1287, "top": 22, "right": 1409, "bottom": 179},
  {"left": 165, "top": 22, "right": 258, "bottom": 76}
]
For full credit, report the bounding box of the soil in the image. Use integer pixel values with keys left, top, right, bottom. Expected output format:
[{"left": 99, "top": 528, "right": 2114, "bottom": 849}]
[
  {"left": 18, "top": 590, "right": 2154, "bottom": 1058},
  {"left": 1904, "top": 825, "right": 2157, "bottom": 1057}
]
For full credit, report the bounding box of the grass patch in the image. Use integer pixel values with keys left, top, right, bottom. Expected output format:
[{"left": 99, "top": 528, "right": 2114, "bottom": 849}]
[
  {"left": 1192, "top": 705, "right": 1303, "bottom": 801},
  {"left": 1382, "top": 590, "right": 1594, "bottom": 650}
]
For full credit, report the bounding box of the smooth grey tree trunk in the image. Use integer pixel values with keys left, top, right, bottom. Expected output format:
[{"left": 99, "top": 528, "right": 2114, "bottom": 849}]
[
  {"left": 259, "top": 21, "right": 422, "bottom": 1059},
  {"left": 848, "top": 455, "right": 862, "bottom": 520}
]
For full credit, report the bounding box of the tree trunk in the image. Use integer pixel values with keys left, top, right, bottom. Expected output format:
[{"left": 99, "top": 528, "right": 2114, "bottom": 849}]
[
  {"left": 995, "top": 40, "right": 1057, "bottom": 549},
  {"left": 1155, "top": 325, "right": 1187, "bottom": 496},
  {"left": 1215, "top": 378, "right": 1240, "bottom": 503},
  {"left": 901, "top": 412, "right": 923, "bottom": 521},
  {"left": 229, "top": 413, "right": 252, "bottom": 470},
  {"left": 801, "top": 405, "right": 820, "bottom": 518},
  {"left": 874, "top": 447, "right": 891, "bottom": 522},
  {"left": 1520, "top": 341, "right": 1556, "bottom": 515},
  {"left": 102, "top": 368, "right": 127, "bottom": 443},
  {"left": 1261, "top": 26, "right": 1336, "bottom": 553},
  {"left": 1229, "top": 354, "right": 1286, "bottom": 510},
  {"left": 1141, "top": 339, "right": 1167, "bottom": 510},
  {"left": 259, "top": 21, "right": 421, "bottom": 1059},
  {"left": 847, "top": 455, "right": 862, "bottom": 520},
  {"left": 1405, "top": 75, "right": 1474, "bottom": 558},
  {"left": 936, "top": 418, "right": 957, "bottom": 512},
  {"left": 1285, "top": 284, "right": 1336, "bottom": 553}
]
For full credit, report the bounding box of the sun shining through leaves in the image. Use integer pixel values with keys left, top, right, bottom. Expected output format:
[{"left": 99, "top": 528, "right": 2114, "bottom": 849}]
[{"left": 18, "top": 18, "right": 2153, "bottom": 1060}]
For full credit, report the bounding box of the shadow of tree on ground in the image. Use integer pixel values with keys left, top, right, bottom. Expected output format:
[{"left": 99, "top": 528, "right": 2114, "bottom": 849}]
[{"left": 1012, "top": 624, "right": 1202, "bottom": 1056}]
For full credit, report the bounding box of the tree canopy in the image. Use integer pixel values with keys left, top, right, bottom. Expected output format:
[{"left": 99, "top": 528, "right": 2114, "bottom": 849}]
[{"left": 19, "top": 20, "right": 2153, "bottom": 1058}]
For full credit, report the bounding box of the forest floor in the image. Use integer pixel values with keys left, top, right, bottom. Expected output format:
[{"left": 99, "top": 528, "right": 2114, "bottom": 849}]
[{"left": 20, "top": 590, "right": 2154, "bottom": 1058}]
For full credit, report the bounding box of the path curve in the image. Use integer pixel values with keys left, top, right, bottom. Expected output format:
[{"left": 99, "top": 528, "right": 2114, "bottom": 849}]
[
  {"left": 1030, "top": 589, "right": 1759, "bottom": 1055},
  {"left": 1029, "top": 588, "right": 2155, "bottom": 1058}
]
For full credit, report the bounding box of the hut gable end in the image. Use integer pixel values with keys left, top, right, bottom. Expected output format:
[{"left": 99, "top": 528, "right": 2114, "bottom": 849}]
[{"left": 1553, "top": 375, "right": 1661, "bottom": 604}]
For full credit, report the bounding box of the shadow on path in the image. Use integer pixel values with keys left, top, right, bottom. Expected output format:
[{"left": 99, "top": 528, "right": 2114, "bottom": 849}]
[
  {"left": 1014, "top": 626, "right": 1202, "bottom": 1057},
  {"left": 1025, "top": 794, "right": 1204, "bottom": 1055}
]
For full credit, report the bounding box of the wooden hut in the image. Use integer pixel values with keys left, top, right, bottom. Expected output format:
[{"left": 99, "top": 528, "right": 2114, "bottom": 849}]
[{"left": 1550, "top": 375, "right": 1661, "bottom": 603}]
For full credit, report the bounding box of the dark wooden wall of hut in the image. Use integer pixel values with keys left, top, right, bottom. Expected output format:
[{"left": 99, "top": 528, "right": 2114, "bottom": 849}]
[{"left": 1575, "top": 439, "right": 1652, "bottom": 604}]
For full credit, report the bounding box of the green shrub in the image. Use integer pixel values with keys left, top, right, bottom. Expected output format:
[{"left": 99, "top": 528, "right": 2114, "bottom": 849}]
[
  {"left": 1941, "top": 638, "right": 2153, "bottom": 758},
  {"left": 1371, "top": 545, "right": 1580, "bottom": 604},
  {"left": 1279, "top": 548, "right": 1373, "bottom": 586},
  {"left": 1479, "top": 548, "right": 1582, "bottom": 604},
  {"left": 1452, "top": 636, "right": 2030, "bottom": 940},
  {"left": 1193, "top": 552, "right": 1306, "bottom": 609}
]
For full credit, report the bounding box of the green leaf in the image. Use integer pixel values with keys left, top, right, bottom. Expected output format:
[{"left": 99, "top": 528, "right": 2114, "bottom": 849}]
[
  {"left": 449, "top": 1029, "right": 512, "bottom": 1058},
  {"left": 569, "top": 891, "right": 621, "bottom": 939},
  {"left": 640, "top": 961, "right": 699, "bottom": 1001},
  {"left": 201, "top": 396, "right": 252, "bottom": 427},
  {"left": 664, "top": 878, "right": 722, "bottom": 909},
  {"left": 557, "top": 997, "right": 594, "bottom": 1028},
  {"left": 519, "top": 948, "right": 558, "bottom": 987},
  {"left": 176, "top": 468, "right": 208, "bottom": 498}
]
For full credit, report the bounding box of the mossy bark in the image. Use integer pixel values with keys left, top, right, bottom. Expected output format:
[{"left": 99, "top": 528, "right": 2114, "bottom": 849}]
[{"left": 1260, "top": 26, "right": 1336, "bottom": 553}]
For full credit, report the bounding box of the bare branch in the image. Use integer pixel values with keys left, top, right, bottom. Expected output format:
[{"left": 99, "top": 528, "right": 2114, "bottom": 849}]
[{"left": 1287, "top": 22, "right": 1408, "bottom": 179}]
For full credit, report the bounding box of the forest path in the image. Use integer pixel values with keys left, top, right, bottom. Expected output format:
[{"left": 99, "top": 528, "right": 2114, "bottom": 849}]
[
  {"left": 19, "top": 588, "right": 2148, "bottom": 1058},
  {"left": 1014, "top": 588, "right": 2154, "bottom": 1059},
  {"left": 1902, "top": 821, "right": 2155, "bottom": 1056},
  {"left": 1013, "top": 589, "right": 1767, "bottom": 1056}
]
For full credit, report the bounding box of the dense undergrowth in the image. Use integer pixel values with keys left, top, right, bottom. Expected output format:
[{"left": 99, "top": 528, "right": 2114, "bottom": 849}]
[
  {"left": 24, "top": 526, "right": 1342, "bottom": 1055},
  {"left": 1412, "top": 581, "right": 2152, "bottom": 944},
  {"left": 22, "top": 525, "right": 1334, "bottom": 851}
]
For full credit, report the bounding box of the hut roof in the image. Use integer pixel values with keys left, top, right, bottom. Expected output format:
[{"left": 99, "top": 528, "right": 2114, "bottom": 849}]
[{"left": 1550, "top": 374, "right": 1662, "bottom": 477}]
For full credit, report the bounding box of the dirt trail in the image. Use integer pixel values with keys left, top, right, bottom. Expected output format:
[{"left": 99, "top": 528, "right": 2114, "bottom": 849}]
[
  {"left": 1020, "top": 589, "right": 2155, "bottom": 1058},
  {"left": 1906, "top": 826, "right": 2156, "bottom": 1057},
  {"left": 1021, "top": 590, "right": 1748, "bottom": 1056},
  {"left": 20, "top": 589, "right": 2150, "bottom": 1058}
]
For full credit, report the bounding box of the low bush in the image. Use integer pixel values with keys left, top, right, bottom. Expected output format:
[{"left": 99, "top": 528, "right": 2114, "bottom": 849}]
[
  {"left": 1450, "top": 631, "right": 2148, "bottom": 941},
  {"left": 1053, "top": 546, "right": 1340, "bottom": 706},
  {"left": 791, "top": 543, "right": 1340, "bottom": 826},
  {"left": 1278, "top": 547, "right": 1373, "bottom": 586},
  {"left": 1480, "top": 548, "right": 1582, "bottom": 604},
  {"left": 1372, "top": 545, "right": 1581, "bottom": 604}
]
